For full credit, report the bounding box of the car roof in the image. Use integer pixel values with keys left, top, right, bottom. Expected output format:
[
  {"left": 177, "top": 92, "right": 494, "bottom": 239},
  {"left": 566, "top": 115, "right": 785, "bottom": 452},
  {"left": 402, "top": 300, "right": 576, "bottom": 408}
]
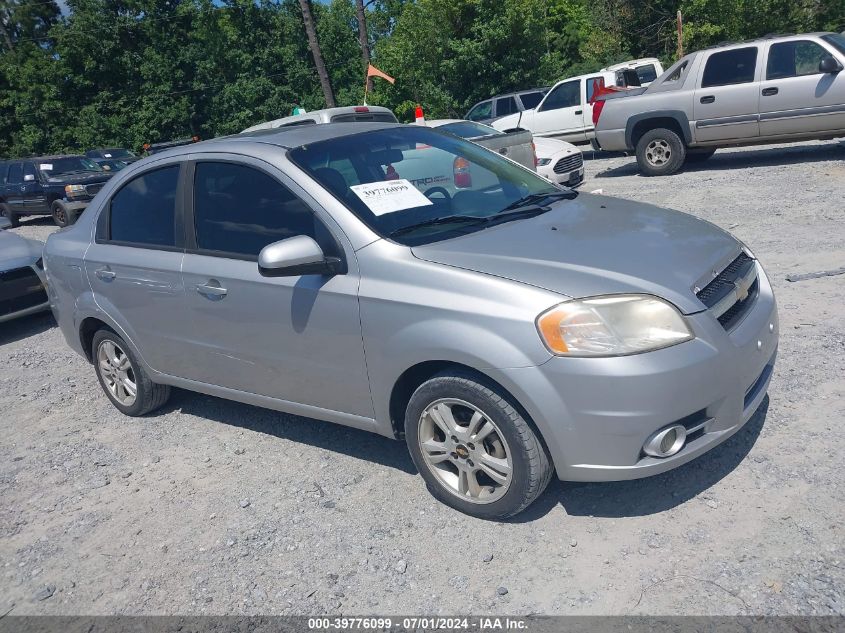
[
  {"left": 473, "top": 88, "right": 549, "bottom": 104},
  {"left": 700, "top": 31, "right": 836, "bottom": 51},
  {"left": 243, "top": 106, "right": 397, "bottom": 132}
]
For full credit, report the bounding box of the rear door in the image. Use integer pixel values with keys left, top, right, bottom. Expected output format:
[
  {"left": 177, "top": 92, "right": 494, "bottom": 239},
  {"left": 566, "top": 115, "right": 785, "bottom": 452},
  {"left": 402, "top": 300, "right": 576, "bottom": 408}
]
[
  {"left": 759, "top": 38, "right": 845, "bottom": 137},
  {"left": 693, "top": 46, "right": 762, "bottom": 142},
  {"left": 22, "top": 163, "right": 48, "bottom": 214},
  {"left": 84, "top": 162, "right": 190, "bottom": 374},
  {"left": 532, "top": 80, "right": 588, "bottom": 141}
]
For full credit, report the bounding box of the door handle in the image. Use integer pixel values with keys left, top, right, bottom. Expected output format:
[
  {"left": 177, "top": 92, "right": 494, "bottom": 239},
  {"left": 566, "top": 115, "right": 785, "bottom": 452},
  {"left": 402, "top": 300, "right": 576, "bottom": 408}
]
[
  {"left": 700, "top": 95, "right": 715, "bottom": 104},
  {"left": 574, "top": 110, "right": 583, "bottom": 115},
  {"left": 95, "top": 268, "right": 116, "bottom": 281},
  {"left": 196, "top": 282, "right": 228, "bottom": 298},
  {"left": 762, "top": 87, "right": 779, "bottom": 96}
]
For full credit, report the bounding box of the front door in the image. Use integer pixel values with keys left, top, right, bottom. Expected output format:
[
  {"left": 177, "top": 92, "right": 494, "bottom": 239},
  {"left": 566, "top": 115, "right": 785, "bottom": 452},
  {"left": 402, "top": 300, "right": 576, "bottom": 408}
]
[
  {"left": 759, "top": 38, "right": 845, "bottom": 137},
  {"left": 83, "top": 163, "right": 189, "bottom": 373},
  {"left": 532, "top": 80, "right": 588, "bottom": 142},
  {"left": 179, "top": 158, "right": 373, "bottom": 419},
  {"left": 693, "top": 46, "right": 762, "bottom": 142}
]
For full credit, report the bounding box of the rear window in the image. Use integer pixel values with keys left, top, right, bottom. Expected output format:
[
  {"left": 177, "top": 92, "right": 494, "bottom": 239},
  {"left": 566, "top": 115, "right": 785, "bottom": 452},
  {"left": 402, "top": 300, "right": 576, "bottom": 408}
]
[
  {"left": 636, "top": 64, "right": 658, "bottom": 83},
  {"left": 108, "top": 166, "right": 179, "bottom": 248},
  {"left": 702, "top": 47, "right": 758, "bottom": 88},
  {"left": 330, "top": 112, "right": 398, "bottom": 123},
  {"left": 436, "top": 121, "right": 502, "bottom": 139},
  {"left": 518, "top": 91, "right": 545, "bottom": 109}
]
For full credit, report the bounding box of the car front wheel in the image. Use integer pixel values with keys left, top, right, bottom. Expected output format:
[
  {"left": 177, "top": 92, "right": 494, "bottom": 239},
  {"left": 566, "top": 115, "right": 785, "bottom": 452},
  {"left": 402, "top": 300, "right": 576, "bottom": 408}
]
[
  {"left": 0, "top": 203, "right": 20, "bottom": 227},
  {"left": 635, "top": 128, "right": 686, "bottom": 176},
  {"left": 92, "top": 328, "right": 170, "bottom": 416},
  {"left": 405, "top": 371, "right": 553, "bottom": 520}
]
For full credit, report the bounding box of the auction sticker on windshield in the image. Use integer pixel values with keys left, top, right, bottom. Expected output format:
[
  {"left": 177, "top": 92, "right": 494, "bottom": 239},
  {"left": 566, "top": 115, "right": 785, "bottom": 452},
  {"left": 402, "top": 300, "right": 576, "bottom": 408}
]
[
  {"left": 39, "top": 164, "right": 53, "bottom": 171},
  {"left": 350, "top": 179, "right": 432, "bottom": 216}
]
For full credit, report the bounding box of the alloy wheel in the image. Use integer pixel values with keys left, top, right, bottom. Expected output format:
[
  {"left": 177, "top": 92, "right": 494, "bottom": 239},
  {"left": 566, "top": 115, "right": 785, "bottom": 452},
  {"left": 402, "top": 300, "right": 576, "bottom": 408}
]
[
  {"left": 645, "top": 139, "right": 671, "bottom": 167},
  {"left": 97, "top": 340, "right": 137, "bottom": 406},
  {"left": 417, "top": 398, "right": 513, "bottom": 504}
]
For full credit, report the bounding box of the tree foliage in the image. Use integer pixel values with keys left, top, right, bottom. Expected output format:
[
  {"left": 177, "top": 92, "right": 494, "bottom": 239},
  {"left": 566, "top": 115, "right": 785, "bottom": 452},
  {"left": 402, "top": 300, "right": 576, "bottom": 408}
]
[{"left": 0, "top": 0, "right": 841, "bottom": 156}]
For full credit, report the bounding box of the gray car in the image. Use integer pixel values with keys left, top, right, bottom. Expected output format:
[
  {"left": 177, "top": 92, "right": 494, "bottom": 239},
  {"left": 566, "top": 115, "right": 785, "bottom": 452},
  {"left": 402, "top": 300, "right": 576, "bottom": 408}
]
[
  {"left": 43, "top": 123, "right": 778, "bottom": 519},
  {"left": 594, "top": 32, "right": 845, "bottom": 175},
  {"left": 0, "top": 217, "right": 49, "bottom": 323}
]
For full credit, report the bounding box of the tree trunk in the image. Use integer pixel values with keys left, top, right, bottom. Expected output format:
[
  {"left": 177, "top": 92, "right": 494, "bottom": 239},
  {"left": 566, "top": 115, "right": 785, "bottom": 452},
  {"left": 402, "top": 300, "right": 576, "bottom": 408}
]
[
  {"left": 0, "top": 11, "right": 14, "bottom": 52},
  {"left": 355, "top": 0, "right": 372, "bottom": 93},
  {"left": 297, "top": 0, "right": 335, "bottom": 108}
]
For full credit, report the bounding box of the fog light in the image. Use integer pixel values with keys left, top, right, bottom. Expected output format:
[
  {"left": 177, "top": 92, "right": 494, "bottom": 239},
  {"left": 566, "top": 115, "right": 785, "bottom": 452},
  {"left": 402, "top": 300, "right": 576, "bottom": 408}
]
[{"left": 643, "top": 424, "right": 687, "bottom": 458}]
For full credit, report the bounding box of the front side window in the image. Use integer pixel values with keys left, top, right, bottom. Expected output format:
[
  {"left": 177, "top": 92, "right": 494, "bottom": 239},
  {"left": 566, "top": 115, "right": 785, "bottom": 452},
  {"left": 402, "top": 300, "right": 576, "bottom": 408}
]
[
  {"left": 539, "top": 81, "right": 580, "bottom": 111},
  {"left": 495, "top": 96, "right": 518, "bottom": 116},
  {"left": 466, "top": 101, "right": 493, "bottom": 121},
  {"left": 7, "top": 163, "right": 23, "bottom": 184},
  {"left": 701, "top": 47, "right": 758, "bottom": 88},
  {"left": 289, "top": 126, "right": 565, "bottom": 246},
  {"left": 193, "top": 162, "right": 333, "bottom": 259},
  {"left": 108, "top": 166, "right": 179, "bottom": 247},
  {"left": 767, "top": 40, "right": 831, "bottom": 79}
]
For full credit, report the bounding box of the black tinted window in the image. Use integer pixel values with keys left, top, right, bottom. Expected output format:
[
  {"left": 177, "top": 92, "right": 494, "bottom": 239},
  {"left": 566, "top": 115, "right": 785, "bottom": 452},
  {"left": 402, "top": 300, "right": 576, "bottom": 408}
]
[
  {"left": 702, "top": 47, "right": 758, "bottom": 87},
  {"left": 109, "top": 166, "right": 179, "bottom": 247},
  {"left": 7, "top": 163, "right": 22, "bottom": 184},
  {"left": 519, "top": 91, "right": 544, "bottom": 109},
  {"left": 466, "top": 101, "right": 492, "bottom": 121},
  {"left": 636, "top": 64, "right": 658, "bottom": 83},
  {"left": 193, "top": 162, "right": 332, "bottom": 258},
  {"left": 539, "top": 81, "right": 580, "bottom": 111},
  {"left": 495, "top": 96, "right": 518, "bottom": 116},
  {"left": 767, "top": 40, "right": 830, "bottom": 79}
]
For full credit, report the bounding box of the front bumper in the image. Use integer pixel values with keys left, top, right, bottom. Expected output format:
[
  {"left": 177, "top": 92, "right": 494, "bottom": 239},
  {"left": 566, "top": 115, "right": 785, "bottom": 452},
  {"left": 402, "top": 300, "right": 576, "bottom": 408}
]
[
  {"left": 538, "top": 163, "right": 584, "bottom": 188},
  {"left": 492, "top": 265, "right": 778, "bottom": 481}
]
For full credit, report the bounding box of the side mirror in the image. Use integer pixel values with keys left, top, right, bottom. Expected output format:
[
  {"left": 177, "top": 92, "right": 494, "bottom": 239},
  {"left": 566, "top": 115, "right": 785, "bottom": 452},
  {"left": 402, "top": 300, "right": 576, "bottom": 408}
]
[
  {"left": 819, "top": 56, "right": 843, "bottom": 74},
  {"left": 23, "top": 174, "right": 35, "bottom": 182},
  {"left": 258, "top": 235, "right": 342, "bottom": 278}
]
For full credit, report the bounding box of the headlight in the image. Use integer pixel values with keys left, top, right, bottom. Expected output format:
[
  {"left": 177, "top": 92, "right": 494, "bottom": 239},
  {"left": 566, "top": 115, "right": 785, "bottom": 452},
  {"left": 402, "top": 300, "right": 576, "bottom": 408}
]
[
  {"left": 65, "top": 184, "right": 85, "bottom": 197},
  {"left": 536, "top": 158, "right": 552, "bottom": 166},
  {"left": 536, "top": 295, "right": 693, "bottom": 356}
]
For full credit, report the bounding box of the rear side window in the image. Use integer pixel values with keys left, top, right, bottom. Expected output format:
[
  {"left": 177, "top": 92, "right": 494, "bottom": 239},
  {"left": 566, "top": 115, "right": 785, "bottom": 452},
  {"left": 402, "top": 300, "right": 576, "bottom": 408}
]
[
  {"left": 767, "top": 40, "right": 830, "bottom": 79},
  {"left": 466, "top": 101, "right": 492, "bottom": 121},
  {"left": 108, "top": 166, "right": 179, "bottom": 247},
  {"left": 7, "top": 163, "right": 22, "bottom": 184},
  {"left": 495, "top": 96, "right": 518, "bottom": 116},
  {"left": 518, "top": 91, "right": 544, "bottom": 109},
  {"left": 702, "top": 47, "right": 758, "bottom": 88},
  {"left": 539, "top": 80, "right": 580, "bottom": 111},
  {"left": 193, "top": 162, "right": 334, "bottom": 259}
]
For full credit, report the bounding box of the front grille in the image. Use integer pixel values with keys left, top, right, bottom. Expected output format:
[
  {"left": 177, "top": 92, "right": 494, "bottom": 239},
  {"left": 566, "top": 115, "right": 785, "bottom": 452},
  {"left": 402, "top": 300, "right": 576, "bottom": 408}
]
[
  {"left": 553, "top": 153, "right": 584, "bottom": 174},
  {"left": 85, "top": 183, "right": 104, "bottom": 196},
  {"left": 696, "top": 252, "right": 758, "bottom": 330},
  {"left": 0, "top": 266, "right": 47, "bottom": 317}
]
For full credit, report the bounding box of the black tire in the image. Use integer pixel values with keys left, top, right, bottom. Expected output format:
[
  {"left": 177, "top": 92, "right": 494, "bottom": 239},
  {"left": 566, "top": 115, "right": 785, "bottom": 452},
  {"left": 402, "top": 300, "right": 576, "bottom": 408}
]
[
  {"left": 0, "top": 203, "right": 20, "bottom": 227},
  {"left": 405, "top": 370, "right": 553, "bottom": 520},
  {"left": 635, "top": 127, "right": 686, "bottom": 176},
  {"left": 686, "top": 148, "right": 717, "bottom": 163},
  {"left": 51, "top": 202, "right": 72, "bottom": 227},
  {"left": 91, "top": 328, "right": 170, "bottom": 416}
]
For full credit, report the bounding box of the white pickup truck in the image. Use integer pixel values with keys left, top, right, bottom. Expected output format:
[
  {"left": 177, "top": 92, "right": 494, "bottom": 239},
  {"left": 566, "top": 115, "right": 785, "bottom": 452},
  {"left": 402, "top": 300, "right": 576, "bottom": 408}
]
[{"left": 491, "top": 58, "right": 664, "bottom": 143}]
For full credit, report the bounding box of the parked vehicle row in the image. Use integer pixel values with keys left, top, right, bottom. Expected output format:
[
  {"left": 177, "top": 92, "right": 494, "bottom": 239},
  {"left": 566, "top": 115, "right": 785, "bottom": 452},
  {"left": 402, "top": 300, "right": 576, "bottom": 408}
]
[
  {"left": 594, "top": 33, "right": 845, "bottom": 175},
  {"left": 43, "top": 121, "right": 778, "bottom": 520}
]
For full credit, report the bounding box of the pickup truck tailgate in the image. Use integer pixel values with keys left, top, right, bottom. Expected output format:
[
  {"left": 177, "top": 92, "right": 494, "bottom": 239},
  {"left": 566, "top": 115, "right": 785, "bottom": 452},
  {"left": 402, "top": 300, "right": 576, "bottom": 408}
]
[{"left": 471, "top": 130, "right": 536, "bottom": 170}]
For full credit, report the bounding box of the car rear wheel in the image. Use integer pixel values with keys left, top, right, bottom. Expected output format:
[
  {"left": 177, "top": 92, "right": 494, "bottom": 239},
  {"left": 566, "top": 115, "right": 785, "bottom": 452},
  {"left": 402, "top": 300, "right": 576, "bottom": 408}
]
[
  {"left": 0, "top": 203, "right": 20, "bottom": 227},
  {"left": 405, "top": 371, "right": 553, "bottom": 520},
  {"left": 92, "top": 328, "right": 170, "bottom": 416},
  {"left": 636, "top": 128, "right": 686, "bottom": 176}
]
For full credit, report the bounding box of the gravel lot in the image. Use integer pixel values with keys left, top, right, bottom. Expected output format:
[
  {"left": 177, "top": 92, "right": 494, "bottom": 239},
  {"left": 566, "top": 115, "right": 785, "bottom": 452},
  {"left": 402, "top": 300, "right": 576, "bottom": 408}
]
[{"left": 1, "top": 140, "right": 844, "bottom": 616}]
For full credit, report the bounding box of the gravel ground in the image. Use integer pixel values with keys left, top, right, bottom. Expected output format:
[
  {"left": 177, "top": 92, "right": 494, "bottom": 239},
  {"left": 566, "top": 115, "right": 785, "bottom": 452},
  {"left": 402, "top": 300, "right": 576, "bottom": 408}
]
[{"left": 1, "top": 140, "right": 844, "bottom": 616}]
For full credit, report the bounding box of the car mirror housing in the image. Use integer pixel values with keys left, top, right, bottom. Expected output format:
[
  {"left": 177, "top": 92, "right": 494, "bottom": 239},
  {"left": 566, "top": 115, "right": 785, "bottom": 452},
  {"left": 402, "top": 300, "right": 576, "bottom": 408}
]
[
  {"left": 819, "top": 56, "right": 843, "bottom": 74},
  {"left": 258, "top": 235, "right": 341, "bottom": 277}
]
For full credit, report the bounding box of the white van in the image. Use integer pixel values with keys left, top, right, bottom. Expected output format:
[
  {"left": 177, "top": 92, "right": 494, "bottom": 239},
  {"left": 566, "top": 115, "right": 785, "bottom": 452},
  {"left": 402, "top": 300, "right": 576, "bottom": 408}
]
[{"left": 491, "top": 58, "right": 664, "bottom": 143}]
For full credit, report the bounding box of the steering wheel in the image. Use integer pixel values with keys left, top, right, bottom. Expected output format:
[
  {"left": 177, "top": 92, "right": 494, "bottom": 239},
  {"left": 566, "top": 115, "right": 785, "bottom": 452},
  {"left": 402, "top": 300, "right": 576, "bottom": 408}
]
[{"left": 423, "top": 186, "right": 452, "bottom": 201}]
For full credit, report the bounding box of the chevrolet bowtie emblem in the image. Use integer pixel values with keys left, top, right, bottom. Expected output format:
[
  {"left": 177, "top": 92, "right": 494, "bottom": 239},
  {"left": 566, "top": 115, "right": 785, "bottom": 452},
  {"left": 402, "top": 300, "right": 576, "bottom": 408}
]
[{"left": 734, "top": 277, "right": 751, "bottom": 301}]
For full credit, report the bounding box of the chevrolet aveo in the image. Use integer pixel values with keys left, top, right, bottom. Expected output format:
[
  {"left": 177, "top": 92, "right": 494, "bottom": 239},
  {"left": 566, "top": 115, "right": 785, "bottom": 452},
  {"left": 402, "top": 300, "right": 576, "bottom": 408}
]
[{"left": 44, "top": 123, "right": 778, "bottom": 519}]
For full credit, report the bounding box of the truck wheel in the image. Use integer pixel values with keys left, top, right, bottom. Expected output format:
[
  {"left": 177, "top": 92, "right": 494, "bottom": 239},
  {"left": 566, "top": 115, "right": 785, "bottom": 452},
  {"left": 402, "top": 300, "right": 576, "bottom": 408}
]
[
  {"left": 51, "top": 202, "right": 75, "bottom": 227},
  {"left": 636, "top": 128, "right": 686, "bottom": 176},
  {"left": 686, "top": 148, "right": 717, "bottom": 163},
  {"left": 405, "top": 370, "right": 553, "bottom": 520},
  {"left": 0, "top": 203, "right": 20, "bottom": 228}
]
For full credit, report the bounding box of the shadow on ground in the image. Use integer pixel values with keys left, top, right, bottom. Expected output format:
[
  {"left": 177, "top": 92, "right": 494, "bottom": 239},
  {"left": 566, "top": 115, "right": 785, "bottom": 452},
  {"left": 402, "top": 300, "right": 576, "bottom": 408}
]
[
  {"left": 594, "top": 141, "right": 844, "bottom": 179},
  {"left": 161, "top": 388, "right": 418, "bottom": 474},
  {"left": 517, "top": 396, "right": 770, "bottom": 521},
  {"left": 0, "top": 311, "right": 55, "bottom": 345}
]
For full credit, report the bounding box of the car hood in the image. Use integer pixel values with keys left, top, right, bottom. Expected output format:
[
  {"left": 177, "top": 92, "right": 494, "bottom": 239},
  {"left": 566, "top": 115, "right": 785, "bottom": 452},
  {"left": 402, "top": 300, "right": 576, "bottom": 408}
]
[
  {"left": 533, "top": 136, "right": 579, "bottom": 158},
  {"left": 46, "top": 171, "right": 113, "bottom": 185},
  {"left": 410, "top": 193, "right": 742, "bottom": 314},
  {"left": 0, "top": 231, "right": 43, "bottom": 268}
]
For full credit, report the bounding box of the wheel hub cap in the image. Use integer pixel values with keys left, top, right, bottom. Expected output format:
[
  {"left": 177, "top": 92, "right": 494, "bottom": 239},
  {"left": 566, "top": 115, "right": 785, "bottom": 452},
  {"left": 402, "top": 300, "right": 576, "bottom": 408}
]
[{"left": 97, "top": 340, "right": 137, "bottom": 406}]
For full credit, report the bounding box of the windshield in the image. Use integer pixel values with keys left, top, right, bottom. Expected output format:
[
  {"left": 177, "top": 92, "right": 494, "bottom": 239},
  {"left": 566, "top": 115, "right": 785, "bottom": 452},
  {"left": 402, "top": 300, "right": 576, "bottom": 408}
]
[
  {"left": 821, "top": 33, "right": 845, "bottom": 56},
  {"left": 39, "top": 157, "right": 102, "bottom": 176},
  {"left": 436, "top": 121, "right": 502, "bottom": 139},
  {"left": 100, "top": 148, "right": 135, "bottom": 159},
  {"left": 289, "top": 126, "right": 564, "bottom": 245}
]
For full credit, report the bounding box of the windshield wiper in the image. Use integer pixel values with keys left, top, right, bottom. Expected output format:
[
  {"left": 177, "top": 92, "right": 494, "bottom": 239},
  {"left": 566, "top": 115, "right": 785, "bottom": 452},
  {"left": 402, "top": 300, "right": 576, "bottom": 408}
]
[
  {"left": 498, "top": 190, "right": 575, "bottom": 213},
  {"left": 389, "top": 215, "right": 488, "bottom": 237}
]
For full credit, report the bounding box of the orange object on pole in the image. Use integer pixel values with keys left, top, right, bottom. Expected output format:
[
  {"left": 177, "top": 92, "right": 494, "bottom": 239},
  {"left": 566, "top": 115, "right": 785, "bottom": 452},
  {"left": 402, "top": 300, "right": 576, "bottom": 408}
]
[{"left": 363, "top": 64, "right": 395, "bottom": 104}]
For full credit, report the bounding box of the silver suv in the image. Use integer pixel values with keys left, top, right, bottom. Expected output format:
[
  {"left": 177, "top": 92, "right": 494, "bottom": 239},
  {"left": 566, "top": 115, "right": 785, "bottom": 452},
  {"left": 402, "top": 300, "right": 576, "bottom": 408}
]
[
  {"left": 44, "top": 123, "right": 778, "bottom": 519},
  {"left": 594, "top": 32, "right": 845, "bottom": 175}
]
